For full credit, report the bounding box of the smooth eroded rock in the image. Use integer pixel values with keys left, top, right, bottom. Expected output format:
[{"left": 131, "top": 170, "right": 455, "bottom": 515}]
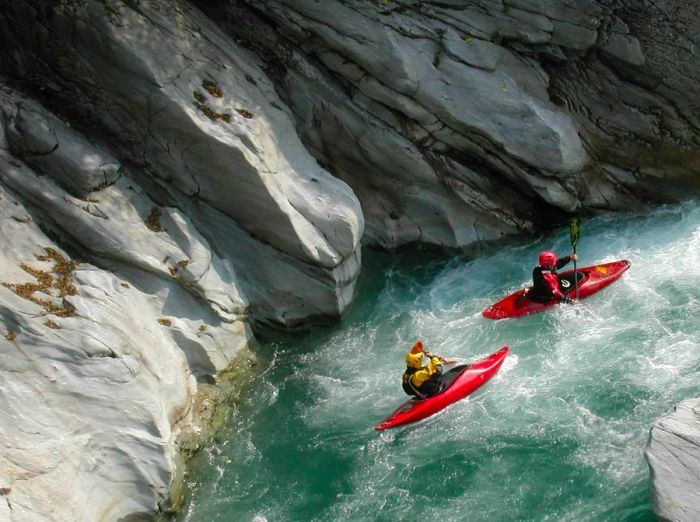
[{"left": 645, "top": 399, "right": 700, "bottom": 522}]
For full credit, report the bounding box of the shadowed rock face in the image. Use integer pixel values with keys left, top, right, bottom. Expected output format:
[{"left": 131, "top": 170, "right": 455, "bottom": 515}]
[
  {"left": 0, "top": 0, "right": 699, "bottom": 520},
  {"left": 195, "top": 0, "right": 700, "bottom": 247},
  {"left": 0, "top": 1, "right": 363, "bottom": 520},
  {"left": 0, "top": 0, "right": 363, "bottom": 326}
]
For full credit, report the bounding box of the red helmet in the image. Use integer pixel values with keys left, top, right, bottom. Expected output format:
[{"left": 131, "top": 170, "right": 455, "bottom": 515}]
[
  {"left": 410, "top": 341, "right": 424, "bottom": 354},
  {"left": 539, "top": 250, "right": 558, "bottom": 269},
  {"left": 407, "top": 341, "right": 425, "bottom": 368}
]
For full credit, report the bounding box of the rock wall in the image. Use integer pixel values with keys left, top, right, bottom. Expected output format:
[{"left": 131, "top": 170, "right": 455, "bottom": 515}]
[
  {"left": 197, "top": 0, "right": 700, "bottom": 247},
  {"left": 0, "top": 175, "right": 253, "bottom": 519},
  {"left": 0, "top": 0, "right": 362, "bottom": 519},
  {"left": 0, "top": 0, "right": 363, "bottom": 326},
  {"left": 645, "top": 399, "right": 700, "bottom": 522},
  {"left": 1, "top": 0, "right": 699, "bottom": 520}
]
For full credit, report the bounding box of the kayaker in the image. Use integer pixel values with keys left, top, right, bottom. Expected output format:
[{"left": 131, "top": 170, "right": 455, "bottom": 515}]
[
  {"left": 529, "top": 250, "right": 578, "bottom": 304},
  {"left": 402, "top": 341, "right": 457, "bottom": 399}
]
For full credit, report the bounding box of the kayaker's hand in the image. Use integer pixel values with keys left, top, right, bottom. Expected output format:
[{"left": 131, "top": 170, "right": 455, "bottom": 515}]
[{"left": 570, "top": 254, "right": 578, "bottom": 260}]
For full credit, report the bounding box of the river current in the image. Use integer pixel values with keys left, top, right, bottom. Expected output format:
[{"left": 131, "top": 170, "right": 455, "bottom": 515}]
[{"left": 180, "top": 200, "right": 700, "bottom": 521}]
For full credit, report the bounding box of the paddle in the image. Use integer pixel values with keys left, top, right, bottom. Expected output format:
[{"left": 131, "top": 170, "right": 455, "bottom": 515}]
[{"left": 569, "top": 217, "right": 581, "bottom": 301}]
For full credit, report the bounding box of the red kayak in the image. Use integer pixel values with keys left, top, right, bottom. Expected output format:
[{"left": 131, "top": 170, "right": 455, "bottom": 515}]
[
  {"left": 482, "top": 260, "right": 631, "bottom": 320},
  {"left": 375, "top": 346, "right": 509, "bottom": 430}
]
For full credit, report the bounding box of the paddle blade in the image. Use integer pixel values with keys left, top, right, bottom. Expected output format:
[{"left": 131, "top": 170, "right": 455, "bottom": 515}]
[{"left": 570, "top": 217, "right": 581, "bottom": 250}]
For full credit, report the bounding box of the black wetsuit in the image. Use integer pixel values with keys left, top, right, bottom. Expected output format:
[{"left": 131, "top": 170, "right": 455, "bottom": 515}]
[{"left": 529, "top": 256, "right": 572, "bottom": 303}]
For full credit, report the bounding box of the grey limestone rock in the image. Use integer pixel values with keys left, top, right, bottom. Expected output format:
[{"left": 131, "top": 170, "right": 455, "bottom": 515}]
[
  {"left": 0, "top": 1, "right": 368, "bottom": 515},
  {"left": 248, "top": 0, "right": 586, "bottom": 174},
  {"left": 5, "top": 101, "right": 121, "bottom": 197},
  {"left": 201, "top": 0, "right": 700, "bottom": 250},
  {"left": 645, "top": 399, "right": 700, "bottom": 522},
  {"left": 0, "top": 0, "right": 363, "bottom": 323},
  {"left": 1, "top": 0, "right": 700, "bottom": 520},
  {"left": 0, "top": 107, "right": 7, "bottom": 150},
  {"left": 6, "top": 0, "right": 699, "bottom": 256},
  {"left": 0, "top": 181, "right": 252, "bottom": 521},
  {"left": 0, "top": 90, "right": 248, "bottom": 322}
]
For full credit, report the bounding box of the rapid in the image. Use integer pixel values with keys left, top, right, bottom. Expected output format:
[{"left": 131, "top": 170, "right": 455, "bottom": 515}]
[{"left": 179, "top": 200, "right": 700, "bottom": 521}]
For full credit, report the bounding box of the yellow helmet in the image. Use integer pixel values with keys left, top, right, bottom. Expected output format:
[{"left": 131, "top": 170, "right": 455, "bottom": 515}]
[{"left": 406, "top": 351, "right": 424, "bottom": 369}]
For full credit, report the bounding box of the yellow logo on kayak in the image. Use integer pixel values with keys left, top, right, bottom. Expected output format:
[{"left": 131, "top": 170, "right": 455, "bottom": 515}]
[{"left": 596, "top": 266, "right": 608, "bottom": 274}]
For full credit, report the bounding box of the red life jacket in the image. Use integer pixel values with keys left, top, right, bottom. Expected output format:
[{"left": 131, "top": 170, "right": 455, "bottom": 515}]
[{"left": 543, "top": 271, "right": 564, "bottom": 298}]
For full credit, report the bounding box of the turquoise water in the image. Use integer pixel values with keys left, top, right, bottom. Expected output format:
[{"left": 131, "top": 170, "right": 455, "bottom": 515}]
[{"left": 180, "top": 201, "right": 700, "bottom": 521}]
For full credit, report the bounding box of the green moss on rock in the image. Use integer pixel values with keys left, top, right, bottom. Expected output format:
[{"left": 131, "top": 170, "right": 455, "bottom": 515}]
[
  {"left": 178, "top": 345, "right": 258, "bottom": 455},
  {"left": 159, "top": 345, "right": 257, "bottom": 516}
]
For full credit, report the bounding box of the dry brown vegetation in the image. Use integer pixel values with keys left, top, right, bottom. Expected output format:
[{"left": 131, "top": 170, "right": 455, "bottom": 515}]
[
  {"left": 202, "top": 79, "right": 224, "bottom": 98},
  {"left": 146, "top": 206, "right": 165, "bottom": 232},
  {"left": 193, "top": 80, "right": 233, "bottom": 123},
  {"left": 236, "top": 108, "right": 254, "bottom": 119},
  {"left": 194, "top": 100, "right": 232, "bottom": 123},
  {"left": 2, "top": 248, "right": 77, "bottom": 318}
]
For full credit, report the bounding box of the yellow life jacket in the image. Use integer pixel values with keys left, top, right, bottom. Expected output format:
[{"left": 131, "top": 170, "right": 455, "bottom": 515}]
[{"left": 402, "top": 356, "right": 442, "bottom": 397}]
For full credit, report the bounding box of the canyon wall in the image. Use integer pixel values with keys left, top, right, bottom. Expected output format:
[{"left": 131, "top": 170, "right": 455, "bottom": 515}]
[{"left": 1, "top": 1, "right": 699, "bottom": 520}]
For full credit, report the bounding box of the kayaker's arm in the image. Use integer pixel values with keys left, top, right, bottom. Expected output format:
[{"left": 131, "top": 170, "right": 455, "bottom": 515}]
[
  {"left": 427, "top": 356, "right": 442, "bottom": 372},
  {"left": 556, "top": 253, "right": 579, "bottom": 270},
  {"left": 408, "top": 358, "right": 442, "bottom": 388},
  {"left": 425, "top": 351, "right": 458, "bottom": 365}
]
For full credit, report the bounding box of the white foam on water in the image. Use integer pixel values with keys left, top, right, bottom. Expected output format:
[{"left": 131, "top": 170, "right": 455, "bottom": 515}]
[{"left": 181, "top": 201, "right": 700, "bottom": 521}]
